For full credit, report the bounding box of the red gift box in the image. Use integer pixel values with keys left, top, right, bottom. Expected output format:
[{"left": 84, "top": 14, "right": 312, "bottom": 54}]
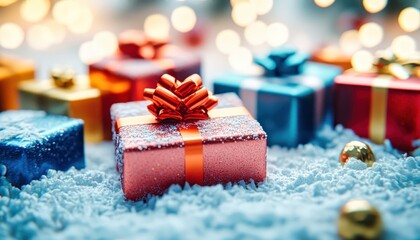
[
  {"left": 111, "top": 74, "right": 267, "bottom": 201},
  {"left": 89, "top": 31, "right": 201, "bottom": 139},
  {"left": 334, "top": 72, "right": 420, "bottom": 152}
]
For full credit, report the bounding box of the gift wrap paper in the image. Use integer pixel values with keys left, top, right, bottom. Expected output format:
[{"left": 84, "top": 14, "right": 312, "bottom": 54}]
[
  {"left": 111, "top": 93, "right": 267, "bottom": 201},
  {"left": 19, "top": 76, "right": 103, "bottom": 142},
  {"left": 0, "top": 56, "right": 35, "bottom": 111},
  {"left": 0, "top": 110, "right": 85, "bottom": 187},
  {"left": 89, "top": 46, "right": 201, "bottom": 140},
  {"left": 335, "top": 72, "right": 420, "bottom": 152},
  {"left": 214, "top": 63, "right": 342, "bottom": 147}
]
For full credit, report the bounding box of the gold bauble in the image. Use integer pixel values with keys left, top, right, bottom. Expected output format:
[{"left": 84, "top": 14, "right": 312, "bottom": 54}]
[
  {"left": 340, "top": 141, "right": 375, "bottom": 167},
  {"left": 338, "top": 199, "right": 383, "bottom": 240},
  {"left": 50, "top": 68, "right": 75, "bottom": 88}
]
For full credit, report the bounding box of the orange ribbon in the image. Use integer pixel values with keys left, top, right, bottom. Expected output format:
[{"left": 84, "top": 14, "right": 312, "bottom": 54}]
[
  {"left": 116, "top": 74, "right": 249, "bottom": 185},
  {"left": 118, "top": 30, "right": 168, "bottom": 59}
]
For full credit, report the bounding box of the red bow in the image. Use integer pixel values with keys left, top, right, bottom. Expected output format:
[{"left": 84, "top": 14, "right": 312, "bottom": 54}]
[
  {"left": 144, "top": 74, "right": 218, "bottom": 121},
  {"left": 118, "top": 30, "right": 168, "bottom": 59}
]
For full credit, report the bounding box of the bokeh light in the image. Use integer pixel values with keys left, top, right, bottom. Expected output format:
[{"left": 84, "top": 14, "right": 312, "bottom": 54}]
[
  {"left": 230, "top": 0, "right": 248, "bottom": 7},
  {"left": 20, "top": 0, "right": 50, "bottom": 23},
  {"left": 92, "top": 31, "right": 118, "bottom": 58},
  {"left": 250, "top": 0, "right": 273, "bottom": 15},
  {"left": 398, "top": 7, "right": 420, "bottom": 32},
  {"left": 0, "top": 23, "right": 24, "bottom": 49},
  {"left": 27, "top": 24, "right": 55, "bottom": 50},
  {"left": 67, "top": 5, "right": 93, "bottom": 34},
  {"left": 216, "top": 29, "right": 241, "bottom": 54},
  {"left": 339, "top": 30, "right": 361, "bottom": 55},
  {"left": 231, "top": 2, "right": 257, "bottom": 27},
  {"left": 358, "top": 22, "right": 383, "bottom": 48},
  {"left": 144, "top": 14, "right": 170, "bottom": 41},
  {"left": 362, "top": 0, "right": 387, "bottom": 14},
  {"left": 351, "top": 50, "right": 374, "bottom": 72},
  {"left": 244, "top": 21, "right": 267, "bottom": 46},
  {"left": 171, "top": 6, "right": 197, "bottom": 33},
  {"left": 79, "top": 41, "right": 103, "bottom": 64},
  {"left": 0, "top": 0, "right": 17, "bottom": 7},
  {"left": 228, "top": 47, "right": 253, "bottom": 71},
  {"left": 314, "top": 0, "right": 335, "bottom": 8},
  {"left": 53, "top": 0, "right": 80, "bottom": 25},
  {"left": 45, "top": 21, "right": 66, "bottom": 44},
  {"left": 391, "top": 35, "right": 417, "bottom": 59},
  {"left": 266, "top": 22, "right": 289, "bottom": 47}
]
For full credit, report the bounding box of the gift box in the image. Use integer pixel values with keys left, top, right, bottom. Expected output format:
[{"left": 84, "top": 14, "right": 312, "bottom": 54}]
[
  {"left": 335, "top": 71, "right": 420, "bottom": 152},
  {"left": 0, "top": 55, "right": 35, "bottom": 111},
  {"left": 111, "top": 74, "right": 267, "bottom": 201},
  {"left": 19, "top": 71, "right": 103, "bottom": 142},
  {"left": 0, "top": 110, "right": 85, "bottom": 187},
  {"left": 89, "top": 30, "right": 201, "bottom": 139},
  {"left": 310, "top": 46, "right": 352, "bottom": 70},
  {"left": 213, "top": 49, "right": 342, "bottom": 147}
]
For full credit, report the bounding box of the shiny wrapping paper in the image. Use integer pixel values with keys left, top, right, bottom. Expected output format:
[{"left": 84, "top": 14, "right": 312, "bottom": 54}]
[
  {"left": 335, "top": 72, "right": 420, "bottom": 152},
  {"left": 0, "top": 56, "right": 35, "bottom": 111},
  {"left": 213, "top": 63, "right": 342, "bottom": 147},
  {"left": 111, "top": 93, "right": 267, "bottom": 201},
  {"left": 0, "top": 110, "right": 85, "bottom": 187},
  {"left": 19, "top": 76, "right": 103, "bottom": 142},
  {"left": 89, "top": 45, "right": 201, "bottom": 139}
]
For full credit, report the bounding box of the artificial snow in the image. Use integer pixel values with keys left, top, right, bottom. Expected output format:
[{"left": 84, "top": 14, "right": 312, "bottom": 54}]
[{"left": 0, "top": 126, "right": 419, "bottom": 239}]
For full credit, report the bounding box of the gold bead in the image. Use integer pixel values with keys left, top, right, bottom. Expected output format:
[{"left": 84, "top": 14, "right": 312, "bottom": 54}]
[
  {"left": 340, "top": 141, "right": 375, "bottom": 167},
  {"left": 338, "top": 199, "right": 383, "bottom": 240},
  {"left": 50, "top": 68, "right": 75, "bottom": 88}
]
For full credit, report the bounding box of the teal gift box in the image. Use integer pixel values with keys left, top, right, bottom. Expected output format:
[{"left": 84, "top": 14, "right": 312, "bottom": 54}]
[{"left": 213, "top": 49, "right": 342, "bottom": 147}]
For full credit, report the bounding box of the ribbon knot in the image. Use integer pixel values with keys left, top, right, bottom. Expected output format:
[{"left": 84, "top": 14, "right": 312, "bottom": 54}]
[
  {"left": 118, "top": 30, "right": 168, "bottom": 59},
  {"left": 144, "top": 74, "right": 218, "bottom": 121},
  {"left": 373, "top": 53, "right": 419, "bottom": 80},
  {"left": 254, "top": 49, "right": 310, "bottom": 77}
]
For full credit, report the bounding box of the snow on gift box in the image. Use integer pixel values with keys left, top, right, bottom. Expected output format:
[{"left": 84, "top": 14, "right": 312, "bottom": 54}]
[
  {"left": 89, "top": 30, "right": 201, "bottom": 140},
  {"left": 213, "top": 48, "right": 342, "bottom": 147},
  {"left": 111, "top": 74, "right": 267, "bottom": 201},
  {"left": 0, "top": 110, "right": 85, "bottom": 187}
]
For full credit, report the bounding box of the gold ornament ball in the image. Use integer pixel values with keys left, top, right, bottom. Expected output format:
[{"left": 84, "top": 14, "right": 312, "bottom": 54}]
[
  {"left": 338, "top": 199, "right": 383, "bottom": 240},
  {"left": 340, "top": 141, "right": 376, "bottom": 167}
]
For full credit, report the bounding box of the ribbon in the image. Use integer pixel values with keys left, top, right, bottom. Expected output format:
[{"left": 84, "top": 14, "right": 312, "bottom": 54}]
[
  {"left": 374, "top": 53, "right": 420, "bottom": 80},
  {"left": 118, "top": 30, "right": 168, "bottom": 59},
  {"left": 254, "top": 49, "right": 310, "bottom": 77},
  {"left": 116, "top": 74, "right": 249, "bottom": 185},
  {"left": 369, "top": 75, "right": 392, "bottom": 144}
]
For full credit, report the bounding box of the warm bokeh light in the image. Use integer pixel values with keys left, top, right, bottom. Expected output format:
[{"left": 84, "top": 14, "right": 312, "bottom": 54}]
[
  {"left": 230, "top": 0, "right": 248, "bottom": 7},
  {"left": 362, "top": 0, "right": 387, "bottom": 13},
  {"left": 351, "top": 50, "right": 374, "bottom": 72},
  {"left": 144, "top": 14, "right": 170, "bottom": 41},
  {"left": 93, "top": 31, "right": 118, "bottom": 58},
  {"left": 339, "top": 30, "right": 361, "bottom": 55},
  {"left": 398, "top": 7, "right": 420, "bottom": 32},
  {"left": 358, "top": 22, "right": 383, "bottom": 48},
  {"left": 0, "top": 0, "right": 17, "bottom": 7},
  {"left": 52, "top": 0, "right": 78, "bottom": 25},
  {"left": 266, "top": 22, "right": 289, "bottom": 47},
  {"left": 45, "top": 21, "right": 66, "bottom": 44},
  {"left": 314, "top": 0, "right": 335, "bottom": 8},
  {"left": 27, "top": 24, "right": 54, "bottom": 50},
  {"left": 0, "top": 23, "right": 24, "bottom": 49},
  {"left": 67, "top": 5, "right": 93, "bottom": 34},
  {"left": 228, "top": 47, "right": 253, "bottom": 71},
  {"left": 231, "top": 2, "right": 257, "bottom": 27},
  {"left": 20, "top": 0, "right": 50, "bottom": 23},
  {"left": 216, "top": 29, "right": 241, "bottom": 54},
  {"left": 250, "top": 0, "right": 273, "bottom": 15},
  {"left": 171, "top": 6, "right": 197, "bottom": 33},
  {"left": 244, "top": 21, "right": 267, "bottom": 46},
  {"left": 391, "top": 35, "right": 417, "bottom": 59},
  {"left": 79, "top": 41, "right": 103, "bottom": 64}
]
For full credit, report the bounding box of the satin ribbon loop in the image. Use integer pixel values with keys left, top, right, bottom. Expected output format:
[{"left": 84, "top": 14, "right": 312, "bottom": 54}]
[
  {"left": 254, "top": 49, "right": 310, "bottom": 77},
  {"left": 374, "top": 53, "right": 420, "bottom": 80},
  {"left": 144, "top": 74, "right": 218, "bottom": 121},
  {"left": 118, "top": 30, "right": 169, "bottom": 59}
]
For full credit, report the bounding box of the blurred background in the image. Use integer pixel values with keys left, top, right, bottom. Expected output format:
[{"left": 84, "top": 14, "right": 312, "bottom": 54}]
[{"left": 0, "top": 0, "right": 419, "bottom": 81}]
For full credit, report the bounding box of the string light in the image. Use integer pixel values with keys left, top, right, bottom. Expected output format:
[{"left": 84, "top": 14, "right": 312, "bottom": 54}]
[
  {"left": 339, "top": 30, "right": 361, "bottom": 55},
  {"left": 144, "top": 14, "right": 170, "bottom": 41},
  {"left": 20, "top": 0, "right": 50, "bottom": 23},
  {"left": 216, "top": 29, "right": 241, "bottom": 54},
  {"left": 231, "top": 2, "right": 257, "bottom": 27},
  {"left": 362, "top": 0, "right": 387, "bottom": 14},
  {"left": 266, "top": 22, "right": 289, "bottom": 47},
  {"left": 391, "top": 35, "right": 417, "bottom": 59},
  {"left": 249, "top": 0, "right": 273, "bottom": 15},
  {"left": 351, "top": 50, "right": 374, "bottom": 72},
  {"left": 314, "top": 0, "right": 335, "bottom": 8},
  {"left": 171, "top": 6, "right": 197, "bottom": 33},
  {"left": 0, "top": 23, "right": 24, "bottom": 49},
  {"left": 358, "top": 22, "right": 383, "bottom": 48},
  {"left": 228, "top": 47, "right": 253, "bottom": 71},
  {"left": 244, "top": 21, "right": 267, "bottom": 46},
  {"left": 398, "top": 7, "right": 419, "bottom": 32}
]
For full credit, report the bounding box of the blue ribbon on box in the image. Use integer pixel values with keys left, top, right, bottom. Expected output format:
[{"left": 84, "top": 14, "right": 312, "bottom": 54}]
[{"left": 254, "top": 48, "right": 310, "bottom": 77}]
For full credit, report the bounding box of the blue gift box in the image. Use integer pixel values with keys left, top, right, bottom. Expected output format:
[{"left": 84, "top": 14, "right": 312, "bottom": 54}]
[
  {"left": 0, "top": 110, "right": 85, "bottom": 187},
  {"left": 213, "top": 49, "right": 342, "bottom": 147}
]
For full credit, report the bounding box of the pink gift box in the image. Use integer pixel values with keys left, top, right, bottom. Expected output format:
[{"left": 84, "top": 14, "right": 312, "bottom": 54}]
[{"left": 111, "top": 93, "right": 267, "bottom": 201}]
